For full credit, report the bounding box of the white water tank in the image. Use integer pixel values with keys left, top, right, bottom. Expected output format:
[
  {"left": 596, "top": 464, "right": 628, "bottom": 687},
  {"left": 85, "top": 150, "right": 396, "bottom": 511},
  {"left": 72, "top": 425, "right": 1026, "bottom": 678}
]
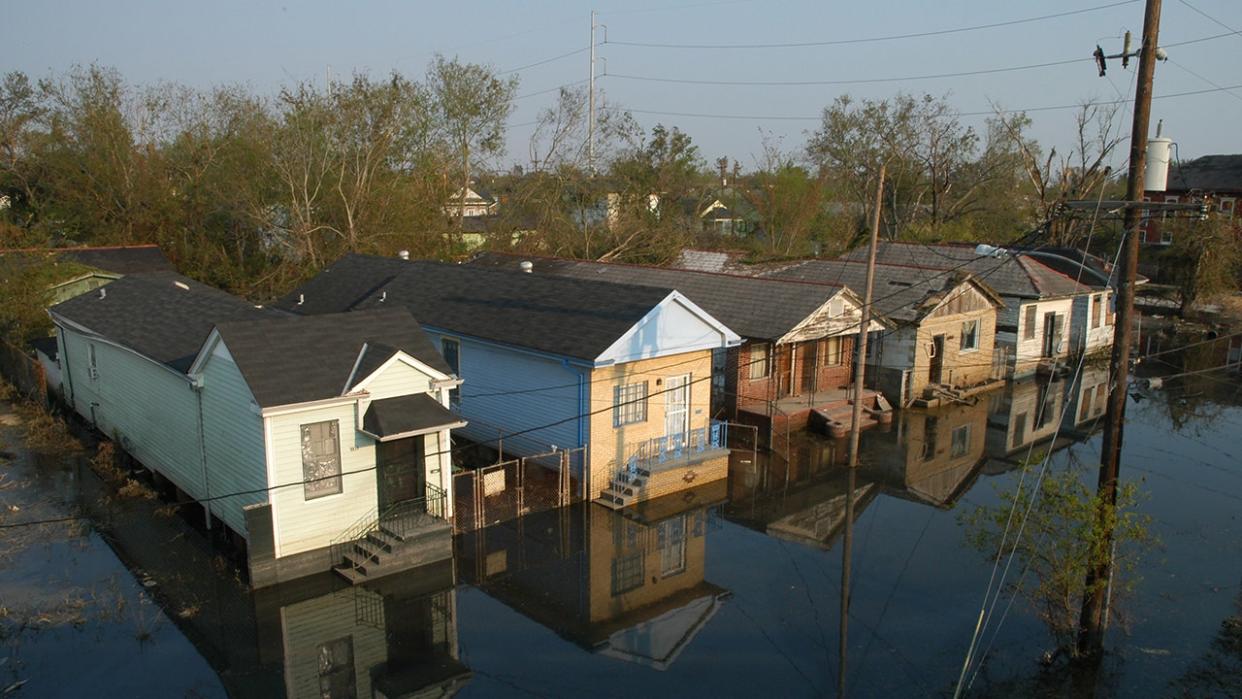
[{"left": 1145, "top": 137, "right": 1173, "bottom": 192}]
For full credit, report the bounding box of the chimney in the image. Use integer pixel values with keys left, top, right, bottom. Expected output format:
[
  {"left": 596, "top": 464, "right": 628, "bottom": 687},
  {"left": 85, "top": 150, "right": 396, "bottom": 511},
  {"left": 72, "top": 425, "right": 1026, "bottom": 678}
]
[
  {"left": 397, "top": 250, "right": 410, "bottom": 260},
  {"left": 519, "top": 260, "right": 534, "bottom": 274}
]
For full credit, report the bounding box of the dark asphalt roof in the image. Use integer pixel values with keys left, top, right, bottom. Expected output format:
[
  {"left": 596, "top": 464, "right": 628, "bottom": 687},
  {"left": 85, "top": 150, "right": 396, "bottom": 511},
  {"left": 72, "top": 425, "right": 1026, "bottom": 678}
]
[
  {"left": 213, "top": 308, "right": 452, "bottom": 408},
  {"left": 1167, "top": 154, "right": 1242, "bottom": 193},
  {"left": 362, "top": 394, "right": 464, "bottom": 439},
  {"left": 49, "top": 272, "right": 274, "bottom": 373},
  {"left": 58, "top": 245, "right": 174, "bottom": 274},
  {"left": 837, "top": 242, "right": 1099, "bottom": 299},
  {"left": 273, "top": 253, "right": 412, "bottom": 315},
  {"left": 350, "top": 260, "right": 681, "bottom": 361},
  {"left": 765, "top": 260, "right": 1001, "bottom": 322},
  {"left": 468, "top": 252, "right": 846, "bottom": 341}
]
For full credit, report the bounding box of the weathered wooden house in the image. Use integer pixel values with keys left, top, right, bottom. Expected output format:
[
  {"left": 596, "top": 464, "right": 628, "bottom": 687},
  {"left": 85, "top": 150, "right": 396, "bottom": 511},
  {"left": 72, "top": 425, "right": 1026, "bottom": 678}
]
[
  {"left": 768, "top": 259, "right": 1006, "bottom": 407},
  {"left": 276, "top": 255, "right": 742, "bottom": 510},
  {"left": 840, "top": 242, "right": 1113, "bottom": 377},
  {"left": 457, "top": 488, "right": 729, "bottom": 670},
  {"left": 50, "top": 272, "right": 464, "bottom": 587},
  {"left": 465, "top": 252, "right": 891, "bottom": 441}
]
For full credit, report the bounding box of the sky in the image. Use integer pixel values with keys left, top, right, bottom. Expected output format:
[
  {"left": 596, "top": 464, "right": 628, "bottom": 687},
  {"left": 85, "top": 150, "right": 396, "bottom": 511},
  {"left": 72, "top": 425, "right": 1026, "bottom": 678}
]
[{"left": 2, "top": 0, "right": 1239, "bottom": 174}]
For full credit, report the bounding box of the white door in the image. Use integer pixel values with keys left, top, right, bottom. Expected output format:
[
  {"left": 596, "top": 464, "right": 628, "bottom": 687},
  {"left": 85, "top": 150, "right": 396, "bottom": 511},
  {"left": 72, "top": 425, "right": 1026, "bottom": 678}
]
[{"left": 665, "top": 374, "right": 691, "bottom": 448}]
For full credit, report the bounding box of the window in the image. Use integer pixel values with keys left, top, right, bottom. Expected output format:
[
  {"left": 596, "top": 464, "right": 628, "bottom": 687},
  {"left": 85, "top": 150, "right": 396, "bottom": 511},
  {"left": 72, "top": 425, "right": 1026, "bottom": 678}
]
[
  {"left": 950, "top": 425, "right": 971, "bottom": 458},
  {"left": 657, "top": 515, "right": 687, "bottom": 577},
  {"left": 1161, "top": 196, "right": 1179, "bottom": 244},
  {"left": 301, "top": 421, "right": 342, "bottom": 499},
  {"left": 960, "top": 320, "right": 979, "bottom": 351},
  {"left": 317, "top": 636, "right": 356, "bottom": 699},
  {"left": 1023, "top": 305, "right": 1037, "bottom": 340},
  {"left": 1091, "top": 294, "right": 1102, "bottom": 329},
  {"left": 1222, "top": 197, "right": 1236, "bottom": 219},
  {"left": 613, "top": 381, "right": 649, "bottom": 427},
  {"left": 441, "top": 338, "right": 460, "bottom": 403},
  {"left": 1081, "top": 386, "right": 1094, "bottom": 422},
  {"left": 610, "top": 552, "right": 644, "bottom": 596},
  {"left": 1012, "top": 412, "right": 1028, "bottom": 448},
  {"left": 922, "top": 416, "right": 939, "bottom": 462},
  {"left": 748, "top": 342, "right": 771, "bottom": 379},
  {"left": 822, "top": 337, "right": 843, "bottom": 366},
  {"left": 1105, "top": 292, "right": 1115, "bottom": 326},
  {"left": 88, "top": 344, "right": 99, "bottom": 380}
]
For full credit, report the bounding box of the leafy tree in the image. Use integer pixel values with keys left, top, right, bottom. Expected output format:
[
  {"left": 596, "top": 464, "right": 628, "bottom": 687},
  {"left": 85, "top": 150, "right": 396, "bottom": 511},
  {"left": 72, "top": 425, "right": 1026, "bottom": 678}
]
[
  {"left": 744, "top": 133, "right": 830, "bottom": 257},
  {"left": 1160, "top": 216, "right": 1241, "bottom": 316}
]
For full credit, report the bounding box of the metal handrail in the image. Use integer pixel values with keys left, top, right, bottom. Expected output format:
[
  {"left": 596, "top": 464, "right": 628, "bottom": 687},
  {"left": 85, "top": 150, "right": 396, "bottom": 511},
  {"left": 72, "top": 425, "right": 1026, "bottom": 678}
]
[
  {"left": 617, "top": 420, "right": 729, "bottom": 482},
  {"left": 327, "top": 482, "right": 448, "bottom": 572}
]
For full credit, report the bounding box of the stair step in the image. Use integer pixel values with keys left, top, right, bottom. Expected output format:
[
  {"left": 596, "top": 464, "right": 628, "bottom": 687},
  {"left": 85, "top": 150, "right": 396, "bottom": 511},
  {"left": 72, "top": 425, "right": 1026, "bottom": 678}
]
[
  {"left": 353, "top": 538, "right": 387, "bottom": 562},
  {"left": 374, "top": 526, "right": 405, "bottom": 544},
  {"left": 342, "top": 553, "right": 371, "bottom": 576},
  {"left": 333, "top": 564, "right": 367, "bottom": 584}
]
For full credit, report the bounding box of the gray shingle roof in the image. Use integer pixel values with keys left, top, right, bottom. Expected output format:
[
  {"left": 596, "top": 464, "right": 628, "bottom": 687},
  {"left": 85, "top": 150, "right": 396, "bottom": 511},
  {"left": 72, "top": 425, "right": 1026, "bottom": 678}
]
[
  {"left": 213, "top": 308, "right": 451, "bottom": 408},
  {"left": 1167, "top": 154, "right": 1242, "bottom": 193},
  {"left": 468, "top": 252, "right": 846, "bottom": 340},
  {"left": 837, "top": 242, "right": 1098, "bottom": 299},
  {"left": 350, "top": 261, "right": 680, "bottom": 361},
  {"left": 273, "top": 253, "right": 412, "bottom": 315},
  {"left": 765, "top": 260, "right": 1001, "bottom": 322},
  {"left": 58, "top": 245, "right": 174, "bottom": 275},
  {"left": 362, "top": 394, "right": 464, "bottom": 439},
  {"left": 49, "top": 271, "right": 274, "bottom": 373}
]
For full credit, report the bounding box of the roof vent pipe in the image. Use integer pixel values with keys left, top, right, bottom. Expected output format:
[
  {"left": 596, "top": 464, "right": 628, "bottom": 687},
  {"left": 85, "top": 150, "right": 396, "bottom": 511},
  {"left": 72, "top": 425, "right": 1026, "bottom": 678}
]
[
  {"left": 297, "top": 293, "right": 304, "bottom": 306},
  {"left": 974, "top": 244, "right": 1007, "bottom": 258},
  {"left": 380, "top": 291, "right": 387, "bottom": 303},
  {"left": 519, "top": 260, "right": 534, "bottom": 273},
  {"left": 99, "top": 287, "right": 106, "bottom": 299},
  {"left": 397, "top": 250, "right": 410, "bottom": 260}
]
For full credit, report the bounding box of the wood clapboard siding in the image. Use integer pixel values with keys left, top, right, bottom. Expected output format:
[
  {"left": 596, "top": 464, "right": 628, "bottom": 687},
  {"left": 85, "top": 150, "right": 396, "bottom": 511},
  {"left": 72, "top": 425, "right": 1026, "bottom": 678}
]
[
  {"left": 280, "top": 589, "right": 387, "bottom": 699},
  {"left": 59, "top": 327, "right": 205, "bottom": 502},
  {"left": 357, "top": 358, "right": 432, "bottom": 399},
  {"left": 199, "top": 341, "right": 268, "bottom": 535},
  {"left": 428, "top": 331, "right": 585, "bottom": 459}
]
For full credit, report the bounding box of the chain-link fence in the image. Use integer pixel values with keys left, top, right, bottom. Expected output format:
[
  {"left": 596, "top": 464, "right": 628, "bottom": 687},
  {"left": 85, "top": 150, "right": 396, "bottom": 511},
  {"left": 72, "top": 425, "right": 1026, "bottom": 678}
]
[{"left": 452, "top": 447, "right": 585, "bottom": 534}]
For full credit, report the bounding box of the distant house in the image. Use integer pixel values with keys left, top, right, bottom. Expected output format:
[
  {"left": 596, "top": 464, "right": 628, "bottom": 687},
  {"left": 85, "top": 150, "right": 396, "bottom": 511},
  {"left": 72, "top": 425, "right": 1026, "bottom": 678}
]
[
  {"left": 457, "top": 482, "right": 728, "bottom": 671},
  {"left": 840, "top": 242, "right": 1113, "bottom": 377},
  {"left": 443, "top": 185, "right": 498, "bottom": 218},
  {"left": 276, "top": 254, "right": 742, "bottom": 509},
  {"left": 466, "top": 252, "right": 892, "bottom": 440},
  {"left": 689, "top": 190, "right": 757, "bottom": 236},
  {"left": 50, "top": 273, "right": 464, "bottom": 587},
  {"left": 767, "top": 259, "right": 1006, "bottom": 406},
  {"left": 1142, "top": 153, "right": 1241, "bottom": 245},
  {"left": 861, "top": 399, "right": 990, "bottom": 509}
]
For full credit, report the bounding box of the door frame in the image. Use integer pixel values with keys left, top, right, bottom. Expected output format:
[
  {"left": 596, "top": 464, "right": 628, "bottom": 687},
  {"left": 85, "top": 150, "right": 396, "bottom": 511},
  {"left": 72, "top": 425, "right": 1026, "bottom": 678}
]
[
  {"left": 928, "top": 334, "right": 946, "bottom": 384},
  {"left": 664, "top": 373, "right": 691, "bottom": 446}
]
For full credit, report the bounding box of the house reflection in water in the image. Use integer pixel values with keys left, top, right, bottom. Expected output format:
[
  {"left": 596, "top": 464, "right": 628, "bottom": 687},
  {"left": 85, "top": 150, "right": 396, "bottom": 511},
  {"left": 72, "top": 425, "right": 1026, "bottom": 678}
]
[
  {"left": 456, "top": 482, "right": 730, "bottom": 670},
  {"left": 251, "top": 560, "right": 470, "bottom": 698},
  {"left": 724, "top": 437, "right": 877, "bottom": 548},
  {"left": 984, "top": 367, "right": 1110, "bottom": 472},
  {"left": 861, "top": 396, "right": 992, "bottom": 509}
]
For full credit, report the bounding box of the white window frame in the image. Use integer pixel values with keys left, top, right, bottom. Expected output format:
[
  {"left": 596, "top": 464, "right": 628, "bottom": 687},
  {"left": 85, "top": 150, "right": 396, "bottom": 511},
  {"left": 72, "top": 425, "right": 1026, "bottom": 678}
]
[
  {"left": 1221, "top": 197, "right": 1236, "bottom": 219},
  {"left": 822, "top": 336, "right": 843, "bottom": 366},
  {"left": 301, "top": 420, "right": 343, "bottom": 500},
  {"left": 748, "top": 342, "right": 771, "bottom": 380},
  {"left": 657, "top": 514, "right": 688, "bottom": 577},
  {"left": 1023, "top": 305, "right": 1037, "bottom": 341},
  {"left": 88, "top": 343, "right": 99, "bottom": 380},
  {"left": 613, "top": 381, "right": 648, "bottom": 427},
  {"left": 960, "top": 319, "right": 980, "bottom": 352}
]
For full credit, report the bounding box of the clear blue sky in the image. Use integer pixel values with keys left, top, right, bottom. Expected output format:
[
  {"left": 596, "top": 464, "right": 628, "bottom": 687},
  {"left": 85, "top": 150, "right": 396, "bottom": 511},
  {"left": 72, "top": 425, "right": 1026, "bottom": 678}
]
[{"left": 2, "top": 0, "right": 1239, "bottom": 171}]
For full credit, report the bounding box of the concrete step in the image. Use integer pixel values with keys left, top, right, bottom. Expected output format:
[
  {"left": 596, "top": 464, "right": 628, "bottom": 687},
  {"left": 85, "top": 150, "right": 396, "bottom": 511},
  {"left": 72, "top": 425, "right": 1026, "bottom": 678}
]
[{"left": 333, "top": 564, "right": 368, "bottom": 585}]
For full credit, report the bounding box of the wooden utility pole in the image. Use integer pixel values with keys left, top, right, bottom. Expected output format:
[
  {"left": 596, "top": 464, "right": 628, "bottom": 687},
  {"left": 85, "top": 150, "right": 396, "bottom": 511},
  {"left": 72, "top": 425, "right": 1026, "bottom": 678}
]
[
  {"left": 1076, "top": 0, "right": 1162, "bottom": 658},
  {"left": 838, "top": 463, "right": 857, "bottom": 698},
  {"left": 847, "top": 163, "right": 885, "bottom": 469}
]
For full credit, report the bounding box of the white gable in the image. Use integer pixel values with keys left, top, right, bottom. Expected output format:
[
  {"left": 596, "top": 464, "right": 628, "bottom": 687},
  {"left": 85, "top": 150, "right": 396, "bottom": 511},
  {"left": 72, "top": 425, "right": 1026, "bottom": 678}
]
[{"left": 595, "top": 291, "right": 742, "bottom": 365}]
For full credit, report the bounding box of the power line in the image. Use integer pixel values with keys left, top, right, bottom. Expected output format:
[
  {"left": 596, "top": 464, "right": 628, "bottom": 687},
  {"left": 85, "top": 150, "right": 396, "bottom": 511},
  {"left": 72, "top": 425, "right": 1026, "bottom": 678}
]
[
  {"left": 515, "top": 78, "right": 590, "bottom": 101},
  {"left": 500, "top": 47, "right": 590, "bottom": 75},
  {"left": 1177, "top": 0, "right": 1242, "bottom": 41},
  {"left": 605, "top": 0, "right": 1139, "bottom": 49},
  {"left": 1168, "top": 58, "right": 1242, "bottom": 103}
]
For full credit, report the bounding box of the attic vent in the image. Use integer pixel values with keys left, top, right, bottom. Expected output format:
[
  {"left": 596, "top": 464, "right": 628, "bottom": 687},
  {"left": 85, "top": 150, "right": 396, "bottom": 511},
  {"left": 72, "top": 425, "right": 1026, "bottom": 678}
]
[
  {"left": 174, "top": 281, "right": 190, "bottom": 291},
  {"left": 829, "top": 298, "right": 843, "bottom": 316}
]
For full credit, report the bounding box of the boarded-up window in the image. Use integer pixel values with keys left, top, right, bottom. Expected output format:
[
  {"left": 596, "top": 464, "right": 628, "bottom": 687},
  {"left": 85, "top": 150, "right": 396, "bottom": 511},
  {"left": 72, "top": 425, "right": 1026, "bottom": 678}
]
[
  {"left": 301, "top": 421, "right": 342, "bottom": 499},
  {"left": 1091, "top": 295, "right": 1102, "bottom": 329},
  {"left": 613, "top": 381, "right": 648, "bottom": 427},
  {"left": 1023, "top": 306, "right": 1037, "bottom": 340},
  {"left": 960, "top": 320, "right": 979, "bottom": 351},
  {"left": 749, "top": 342, "right": 771, "bottom": 379},
  {"left": 317, "top": 636, "right": 356, "bottom": 698},
  {"left": 822, "top": 337, "right": 843, "bottom": 366}
]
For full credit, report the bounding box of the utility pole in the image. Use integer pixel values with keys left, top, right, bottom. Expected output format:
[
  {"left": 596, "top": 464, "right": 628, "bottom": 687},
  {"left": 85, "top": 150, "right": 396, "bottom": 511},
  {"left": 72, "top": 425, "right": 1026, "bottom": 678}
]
[
  {"left": 1076, "top": 0, "right": 1162, "bottom": 658},
  {"left": 588, "top": 9, "right": 597, "bottom": 176},
  {"left": 847, "top": 163, "right": 885, "bottom": 469}
]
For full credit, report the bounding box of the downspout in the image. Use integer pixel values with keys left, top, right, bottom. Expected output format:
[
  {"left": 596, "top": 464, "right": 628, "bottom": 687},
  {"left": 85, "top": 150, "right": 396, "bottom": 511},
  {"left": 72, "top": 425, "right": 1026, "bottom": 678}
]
[
  {"left": 57, "top": 322, "right": 76, "bottom": 409},
  {"left": 193, "top": 380, "right": 212, "bottom": 530}
]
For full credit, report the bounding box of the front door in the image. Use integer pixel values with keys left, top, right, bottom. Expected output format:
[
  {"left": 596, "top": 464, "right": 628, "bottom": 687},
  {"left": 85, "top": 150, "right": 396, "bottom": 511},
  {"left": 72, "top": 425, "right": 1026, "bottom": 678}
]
[
  {"left": 1042, "top": 312, "right": 1062, "bottom": 358},
  {"left": 928, "top": 334, "right": 945, "bottom": 384},
  {"left": 799, "top": 342, "right": 818, "bottom": 395},
  {"left": 376, "top": 436, "right": 425, "bottom": 510},
  {"left": 664, "top": 374, "right": 691, "bottom": 449}
]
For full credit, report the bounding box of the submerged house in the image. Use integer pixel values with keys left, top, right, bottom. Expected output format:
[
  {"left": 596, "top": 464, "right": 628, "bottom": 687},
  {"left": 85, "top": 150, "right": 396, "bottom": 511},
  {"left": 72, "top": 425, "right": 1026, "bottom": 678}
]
[
  {"left": 840, "top": 242, "right": 1114, "bottom": 377},
  {"left": 457, "top": 486, "right": 729, "bottom": 670},
  {"left": 50, "top": 272, "right": 464, "bottom": 587},
  {"left": 766, "top": 259, "right": 1006, "bottom": 407},
  {"left": 276, "top": 255, "right": 742, "bottom": 509},
  {"left": 466, "top": 252, "right": 891, "bottom": 441}
]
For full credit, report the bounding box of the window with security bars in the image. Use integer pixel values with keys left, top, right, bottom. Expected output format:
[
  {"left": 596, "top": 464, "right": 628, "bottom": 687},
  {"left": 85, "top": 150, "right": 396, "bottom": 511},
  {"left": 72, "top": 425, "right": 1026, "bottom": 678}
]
[
  {"left": 657, "top": 515, "right": 687, "bottom": 577},
  {"left": 611, "top": 552, "right": 644, "bottom": 596},
  {"left": 613, "top": 381, "right": 648, "bottom": 427},
  {"left": 301, "top": 420, "right": 342, "bottom": 499}
]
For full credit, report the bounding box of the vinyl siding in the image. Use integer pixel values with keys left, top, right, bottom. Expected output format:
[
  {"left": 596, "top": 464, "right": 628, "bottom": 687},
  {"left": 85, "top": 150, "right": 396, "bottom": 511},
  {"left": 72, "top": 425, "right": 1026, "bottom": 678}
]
[
  {"left": 427, "top": 330, "right": 585, "bottom": 461},
  {"left": 355, "top": 357, "right": 433, "bottom": 399},
  {"left": 58, "top": 326, "right": 205, "bottom": 503},
  {"left": 279, "top": 588, "right": 387, "bottom": 698},
  {"left": 199, "top": 340, "right": 268, "bottom": 535}
]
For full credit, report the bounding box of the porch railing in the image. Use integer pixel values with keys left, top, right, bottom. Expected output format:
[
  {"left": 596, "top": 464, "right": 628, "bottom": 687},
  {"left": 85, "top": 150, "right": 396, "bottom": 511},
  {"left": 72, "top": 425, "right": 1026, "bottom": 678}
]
[
  {"left": 620, "top": 420, "right": 729, "bottom": 479},
  {"left": 327, "top": 482, "right": 448, "bottom": 572}
]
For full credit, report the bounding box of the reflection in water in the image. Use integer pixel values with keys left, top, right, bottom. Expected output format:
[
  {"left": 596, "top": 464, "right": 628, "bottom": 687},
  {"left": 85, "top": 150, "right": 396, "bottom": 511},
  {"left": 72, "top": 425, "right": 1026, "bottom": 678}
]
[{"left": 456, "top": 482, "right": 729, "bottom": 671}]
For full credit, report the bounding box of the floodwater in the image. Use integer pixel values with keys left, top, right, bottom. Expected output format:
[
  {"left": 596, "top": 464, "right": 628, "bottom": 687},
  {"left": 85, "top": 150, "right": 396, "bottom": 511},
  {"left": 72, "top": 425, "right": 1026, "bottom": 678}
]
[{"left": 2, "top": 353, "right": 1241, "bottom": 697}]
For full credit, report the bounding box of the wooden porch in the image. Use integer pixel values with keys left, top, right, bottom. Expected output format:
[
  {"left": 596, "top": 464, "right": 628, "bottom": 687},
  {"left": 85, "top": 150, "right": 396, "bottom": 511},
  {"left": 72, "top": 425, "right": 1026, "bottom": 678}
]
[{"left": 737, "top": 387, "right": 893, "bottom": 445}]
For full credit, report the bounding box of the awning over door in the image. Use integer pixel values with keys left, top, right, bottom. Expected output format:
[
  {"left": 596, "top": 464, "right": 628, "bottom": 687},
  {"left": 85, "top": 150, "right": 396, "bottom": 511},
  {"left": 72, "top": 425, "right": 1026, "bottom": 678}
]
[{"left": 362, "top": 394, "right": 466, "bottom": 442}]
